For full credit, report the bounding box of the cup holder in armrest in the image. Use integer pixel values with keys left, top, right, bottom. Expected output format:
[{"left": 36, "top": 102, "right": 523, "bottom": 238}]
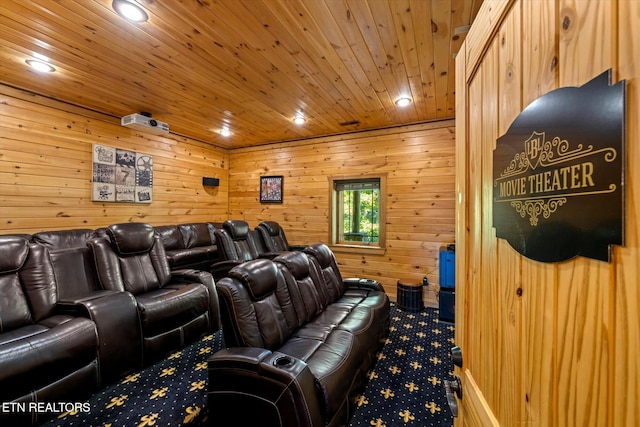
[{"left": 273, "top": 355, "right": 295, "bottom": 368}]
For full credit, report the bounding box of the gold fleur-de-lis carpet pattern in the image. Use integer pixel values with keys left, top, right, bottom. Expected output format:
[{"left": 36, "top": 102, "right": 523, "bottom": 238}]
[
  {"left": 348, "top": 303, "right": 455, "bottom": 427},
  {"left": 40, "top": 303, "right": 454, "bottom": 427},
  {"left": 40, "top": 330, "right": 225, "bottom": 427}
]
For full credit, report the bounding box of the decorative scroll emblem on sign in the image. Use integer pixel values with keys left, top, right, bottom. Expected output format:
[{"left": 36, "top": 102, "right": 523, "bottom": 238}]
[{"left": 493, "top": 70, "right": 625, "bottom": 262}]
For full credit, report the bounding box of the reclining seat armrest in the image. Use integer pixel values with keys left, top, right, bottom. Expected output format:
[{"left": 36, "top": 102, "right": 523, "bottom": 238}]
[
  {"left": 208, "top": 348, "right": 323, "bottom": 427},
  {"left": 258, "top": 251, "right": 282, "bottom": 260},
  {"left": 56, "top": 290, "right": 143, "bottom": 386},
  {"left": 343, "top": 277, "right": 384, "bottom": 292},
  {"left": 210, "top": 259, "right": 243, "bottom": 281},
  {"left": 87, "top": 237, "right": 126, "bottom": 292},
  {"left": 170, "top": 269, "right": 221, "bottom": 332}
]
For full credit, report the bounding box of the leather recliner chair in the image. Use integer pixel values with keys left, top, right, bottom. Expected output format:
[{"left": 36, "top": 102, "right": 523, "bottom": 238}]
[
  {"left": 211, "top": 219, "right": 273, "bottom": 280},
  {"left": 0, "top": 235, "right": 99, "bottom": 426},
  {"left": 155, "top": 222, "right": 221, "bottom": 271},
  {"left": 255, "top": 221, "right": 306, "bottom": 252},
  {"left": 88, "top": 222, "right": 220, "bottom": 363},
  {"left": 32, "top": 229, "right": 143, "bottom": 386}
]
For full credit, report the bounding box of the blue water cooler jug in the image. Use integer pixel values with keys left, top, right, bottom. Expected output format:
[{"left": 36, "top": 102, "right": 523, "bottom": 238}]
[{"left": 439, "top": 245, "right": 455, "bottom": 323}]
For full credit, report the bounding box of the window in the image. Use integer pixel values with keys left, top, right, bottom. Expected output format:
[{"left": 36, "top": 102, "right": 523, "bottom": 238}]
[{"left": 330, "top": 175, "right": 386, "bottom": 250}]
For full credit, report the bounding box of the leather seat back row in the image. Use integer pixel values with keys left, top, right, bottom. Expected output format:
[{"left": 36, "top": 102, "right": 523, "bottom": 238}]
[
  {"left": 155, "top": 222, "right": 222, "bottom": 271},
  {"left": 210, "top": 243, "right": 390, "bottom": 426},
  {"left": 0, "top": 235, "right": 100, "bottom": 426},
  {"left": 210, "top": 219, "right": 304, "bottom": 281},
  {"left": 0, "top": 223, "right": 221, "bottom": 425}
]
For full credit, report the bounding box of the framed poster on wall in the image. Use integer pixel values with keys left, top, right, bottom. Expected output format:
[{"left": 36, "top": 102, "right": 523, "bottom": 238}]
[
  {"left": 92, "top": 144, "right": 153, "bottom": 203},
  {"left": 260, "top": 175, "right": 283, "bottom": 203}
]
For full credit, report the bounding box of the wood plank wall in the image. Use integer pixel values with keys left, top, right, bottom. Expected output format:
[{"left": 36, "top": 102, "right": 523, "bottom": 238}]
[
  {"left": 0, "top": 82, "right": 456, "bottom": 304},
  {"left": 0, "top": 84, "right": 229, "bottom": 233},
  {"left": 228, "top": 121, "right": 456, "bottom": 301},
  {"left": 456, "top": 0, "right": 639, "bottom": 426}
]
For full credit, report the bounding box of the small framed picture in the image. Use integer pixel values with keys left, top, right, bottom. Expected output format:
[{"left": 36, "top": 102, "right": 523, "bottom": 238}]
[{"left": 260, "top": 175, "right": 283, "bottom": 203}]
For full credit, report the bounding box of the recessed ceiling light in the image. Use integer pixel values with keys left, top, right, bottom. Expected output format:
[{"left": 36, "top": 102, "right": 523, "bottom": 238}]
[
  {"left": 219, "top": 126, "right": 231, "bottom": 137},
  {"left": 395, "top": 97, "right": 412, "bottom": 107},
  {"left": 293, "top": 112, "right": 306, "bottom": 125},
  {"left": 112, "top": 0, "right": 149, "bottom": 22},
  {"left": 25, "top": 59, "right": 55, "bottom": 73}
]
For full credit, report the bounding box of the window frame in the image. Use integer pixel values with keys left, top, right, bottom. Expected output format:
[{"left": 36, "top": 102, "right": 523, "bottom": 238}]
[{"left": 328, "top": 174, "right": 386, "bottom": 255}]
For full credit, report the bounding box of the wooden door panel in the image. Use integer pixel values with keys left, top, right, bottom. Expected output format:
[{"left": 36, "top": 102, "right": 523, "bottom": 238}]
[
  {"left": 455, "top": 0, "right": 637, "bottom": 426},
  {"left": 461, "top": 370, "right": 500, "bottom": 427}
]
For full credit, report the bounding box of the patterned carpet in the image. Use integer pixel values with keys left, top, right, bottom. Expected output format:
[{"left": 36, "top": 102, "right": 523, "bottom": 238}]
[
  {"left": 41, "top": 303, "right": 454, "bottom": 427},
  {"left": 40, "top": 331, "right": 225, "bottom": 427},
  {"left": 348, "top": 304, "right": 456, "bottom": 427}
]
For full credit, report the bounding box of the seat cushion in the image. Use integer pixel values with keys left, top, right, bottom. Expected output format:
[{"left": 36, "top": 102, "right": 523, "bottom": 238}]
[
  {"left": 165, "top": 247, "right": 210, "bottom": 267},
  {"left": 135, "top": 283, "right": 210, "bottom": 336},
  {"left": 279, "top": 328, "right": 362, "bottom": 421},
  {"left": 0, "top": 317, "right": 98, "bottom": 401}
]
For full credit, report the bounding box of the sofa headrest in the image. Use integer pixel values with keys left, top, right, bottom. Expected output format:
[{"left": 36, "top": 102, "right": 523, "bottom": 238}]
[
  {"left": 155, "top": 225, "right": 185, "bottom": 250},
  {"left": 0, "top": 235, "right": 30, "bottom": 273},
  {"left": 224, "top": 220, "right": 250, "bottom": 239},
  {"left": 304, "top": 243, "right": 333, "bottom": 268},
  {"left": 179, "top": 223, "right": 215, "bottom": 248},
  {"left": 32, "top": 229, "right": 95, "bottom": 250},
  {"left": 107, "top": 223, "right": 156, "bottom": 255},
  {"left": 229, "top": 259, "right": 278, "bottom": 300},
  {"left": 260, "top": 221, "right": 281, "bottom": 236},
  {"left": 274, "top": 251, "right": 309, "bottom": 280}
]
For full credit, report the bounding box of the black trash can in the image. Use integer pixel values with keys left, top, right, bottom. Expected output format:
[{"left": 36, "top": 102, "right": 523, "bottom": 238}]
[{"left": 396, "top": 280, "right": 424, "bottom": 312}]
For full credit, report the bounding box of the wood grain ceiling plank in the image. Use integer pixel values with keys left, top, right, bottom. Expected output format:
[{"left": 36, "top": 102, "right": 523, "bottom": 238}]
[
  {"left": 374, "top": 0, "right": 424, "bottom": 123},
  {"left": 148, "top": 0, "right": 344, "bottom": 141},
  {"left": 265, "top": 0, "right": 378, "bottom": 128},
  {"left": 296, "top": 0, "right": 388, "bottom": 121},
  {"left": 343, "top": 0, "right": 413, "bottom": 124},
  {"left": 247, "top": 0, "right": 364, "bottom": 126},
  {"left": 1, "top": 0, "right": 483, "bottom": 147},
  {"left": 331, "top": 0, "right": 397, "bottom": 100},
  {"left": 447, "top": 0, "right": 474, "bottom": 116},
  {"left": 234, "top": 0, "right": 352, "bottom": 128},
  {"left": 1, "top": 1, "right": 240, "bottom": 139},
  {"left": 59, "top": 0, "right": 308, "bottom": 143},
  {"left": 430, "top": 0, "right": 455, "bottom": 119},
  {"left": 407, "top": 0, "right": 438, "bottom": 119}
]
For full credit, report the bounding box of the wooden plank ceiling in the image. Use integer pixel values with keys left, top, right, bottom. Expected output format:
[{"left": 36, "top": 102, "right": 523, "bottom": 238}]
[{"left": 0, "top": 0, "right": 483, "bottom": 149}]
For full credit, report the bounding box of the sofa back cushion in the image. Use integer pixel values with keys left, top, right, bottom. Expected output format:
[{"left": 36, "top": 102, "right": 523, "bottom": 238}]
[
  {"left": 0, "top": 235, "right": 33, "bottom": 331},
  {"left": 303, "top": 243, "right": 345, "bottom": 302},
  {"left": 94, "top": 223, "right": 171, "bottom": 294},
  {"left": 215, "top": 220, "right": 261, "bottom": 262},
  {"left": 32, "top": 229, "right": 101, "bottom": 300},
  {"left": 0, "top": 236, "right": 60, "bottom": 326},
  {"left": 107, "top": 223, "right": 156, "bottom": 255},
  {"left": 178, "top": 223, "right": 215, "bottom": 248},
  {"left": 220, "top": 259, "right": 297, "bottom": 349},
  {"left": 273, "top": 251, "right": 328, "bottom": 325},
  {"left": 156, "top": 225, "right": 185, "bottom": 251},
  {"left": 257, "top": 221, "right": 289, "bottom": 252}
]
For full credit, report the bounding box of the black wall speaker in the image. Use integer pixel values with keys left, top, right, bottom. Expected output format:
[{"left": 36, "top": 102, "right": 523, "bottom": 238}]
[{"left": 202, "top": 177, "right": 220, "bottom": 187}]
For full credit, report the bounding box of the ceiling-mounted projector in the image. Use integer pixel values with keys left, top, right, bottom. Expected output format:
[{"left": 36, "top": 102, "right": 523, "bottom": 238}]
[{"left": 121, "top": 113, "right": 169, "bottom": 134}]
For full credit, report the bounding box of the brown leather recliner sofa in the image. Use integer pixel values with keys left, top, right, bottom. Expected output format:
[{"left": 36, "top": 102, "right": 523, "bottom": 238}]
[
  {"left": 88, "top": 222, "right": 221, "bottom": 363},
  {"left": 1, "top": 222, "right": 222, "bottom": 425},
  {"left": 0, "top": 235, "right": 100, "bottom": 426},
  {"left": 210, "top": 219, "right": 276, "bottom": 280},
  {"left": 32, "top": 229, "right": 143, "bottom": 386},
  {"left": 155, "top": 222, "right": 222, "bottom": 271},
  {"left": 207, "top": 243, "right": 390, "bottom": 427},
  {"left": 255, "top": 220, "right": 307, "bottom": 252}
]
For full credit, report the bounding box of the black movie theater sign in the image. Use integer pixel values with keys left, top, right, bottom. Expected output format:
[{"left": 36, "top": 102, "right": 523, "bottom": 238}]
[{"left": 493, "top": 70, "right": 625, "bottom": 263}]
